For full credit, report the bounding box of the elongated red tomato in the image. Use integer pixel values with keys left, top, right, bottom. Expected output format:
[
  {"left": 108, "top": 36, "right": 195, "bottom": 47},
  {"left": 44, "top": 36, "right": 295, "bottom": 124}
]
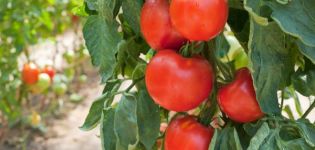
[
  {"left": 145, "top": 50, "right": 213, "bottom": 111},
  {"left": 140, "top": 0, "right": 187, "bottom": 50},
  {"left": 170, "top": 0, "right": 228, "bottom": 41},
  {"left": 165, "top": 116, "right": 214, "bottom": 150},
  {"left": 22, "top": 62, "right": 40, "bottom": 85},
  {"left": 217, "top": 68, "right": 264, "bottom": 123}
]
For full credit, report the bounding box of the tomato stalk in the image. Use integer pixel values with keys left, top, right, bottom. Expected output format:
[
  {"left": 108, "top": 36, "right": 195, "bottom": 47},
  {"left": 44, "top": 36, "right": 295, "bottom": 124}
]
[
  {"left": 180, "top": 42, "right": 191, "bottom": 57},
  {"left": 280, "top": 89, "right": 285, "bottom": 110},
  {"left": 112, "top": 76, "right": 144, "bottom": 95},
  {"left": 301, "top": 100, "right": 315, "bottom": 119},
  {"left": 23, "top": 48, "right": 31, "bottom": 63},
  {"left": 198, "top": 41, "right": 219, "bottom": 126}
]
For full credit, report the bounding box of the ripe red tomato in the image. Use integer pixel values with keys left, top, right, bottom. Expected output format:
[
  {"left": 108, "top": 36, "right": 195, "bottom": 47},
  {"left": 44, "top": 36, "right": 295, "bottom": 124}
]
[
  {"left": 42, "top": 66, "right": 55, "bottom": 81},
  {"left": 165, "top": 116, "right": 214, "bottom": 150},
  {"left": 145, "top": 50, "right": 213, "bottom": 111},
  {"left": 140, "top": 0, "right": 187, "bottom": 50},
  {"left": 170, "top": 0, "right": 228, "bottom": 41},
  {"left": 71, "top": 15, "right": 79, "bottom": 23},
  {"left": 217, "top": 68, "right": 264, "bottom": 123},
  {"left": 22, "top": 62, "right": 40, "bottom": 85}
]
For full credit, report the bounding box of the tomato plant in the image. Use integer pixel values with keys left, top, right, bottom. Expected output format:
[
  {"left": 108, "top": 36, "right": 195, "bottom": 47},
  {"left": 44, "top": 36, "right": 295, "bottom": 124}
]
[
  {"left": 80, "top": 0, "right": 315, "bottom": 150},
  {"left": 218, "top": 68, "right": 264, "bottom": 123},
  {"left": 29, "top": 73, "right": 51, "bottom": 94},
  {"left": 145, "top": 50, "right": 213, "bottom": 112},
  {"left": 140, "top": 0, "right": 186, "bottom": 50},
  {"left": 165, "top": 116, "right": 214, "bottom": 150},
  {"left": 0, "top": 0, "right": 82, "bottom": 127}
]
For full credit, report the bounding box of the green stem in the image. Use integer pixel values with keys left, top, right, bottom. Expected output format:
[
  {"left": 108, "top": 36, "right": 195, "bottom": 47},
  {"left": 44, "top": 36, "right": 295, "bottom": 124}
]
[
  {"left": 301, "top": 100, "right": 315, "bottom": 119},
  {"left": 198, "top": 41, "right": 218, "bottom": 126},
  {"left": 126, "top": 76, "right": 144, "bottom": 92},
  {"left": 181, "top": 42, "right": 190, "bottom": 57},
  {"left": 280, "top": 89, "right": 285, "bottom": 110},
  {"left": 24, "top": 48, "right": 31, "bottom": 62}
]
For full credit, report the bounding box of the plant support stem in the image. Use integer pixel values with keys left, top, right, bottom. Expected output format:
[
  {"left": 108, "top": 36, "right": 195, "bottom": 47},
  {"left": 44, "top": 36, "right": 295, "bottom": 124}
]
[{"left": 301, "top": 100, "right": 315, "bottom": 119}]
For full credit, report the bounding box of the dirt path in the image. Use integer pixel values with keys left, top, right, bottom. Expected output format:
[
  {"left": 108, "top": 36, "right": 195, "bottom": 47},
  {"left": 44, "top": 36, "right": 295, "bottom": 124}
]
[
  {"left": 28, "top": 30, "right": 103, "bottom": 150},
  {"left": 28, "top": 71, "right": 103, "bottom": 150}
]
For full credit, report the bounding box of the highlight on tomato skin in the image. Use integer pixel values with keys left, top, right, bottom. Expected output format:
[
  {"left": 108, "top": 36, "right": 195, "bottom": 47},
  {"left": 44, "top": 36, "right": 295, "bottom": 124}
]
[
  {"left": 145, "top": 50, "right": 214, "bottom": 112},
  {"left": 140, "top": 0, "right": 187, "bottom": 51},
  {"left": 217, "top": 68, "right": 264, "bottom": 123},
  {"left": 164, "top": 115, "right": 214, "bottom": 150},
  {"left": 22, "top": 62, "right": 40, "bottom": 85},
  {"left": 170, "top": 0, "right": 229, "bottom": 41}
]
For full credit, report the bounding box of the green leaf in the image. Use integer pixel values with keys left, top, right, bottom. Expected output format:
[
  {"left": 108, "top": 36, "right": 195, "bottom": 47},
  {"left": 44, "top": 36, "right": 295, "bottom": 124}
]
[
  {"left": 83, "top": 15, "right": 121, "bottom": 82},
  {"left": 266, "top": 0, "right": 315, "bottom": 47},
  {"left": 244, "top": 0, "right": 269, "bottom": 26},
  {"left": 288, "top": 86, "right": 303, "bottom": 116},
  {"left": 122, "top": 0, "right": 143, "bottom": 35},
  {"left": 292, "top": 69, "right": 315, "bottom": 97},
  {"left": 297, "top": 41, "right": 315, "bottom": 64},
  {"left": 228, "top": 10, "right": 250, "bottom": 50},
  {"left": 248, "top": 21, "right": 296, "bottom": 115},
  {"left": 278, "top": 138, "right": 313, "bottom": 150},
  {"left": 243, "top": 120, "right": 265, "bottom": 137},
  {"left": 258, "top": 129, "right": 280, "bottom": 150},
  {"left": 114, "top": 93, "right": 139, "bottom": 149},
  {"left": 247, "top": 122, "right": 270, "bottom": 150},
  {"left": 228, "top": 0, "right": 244, "bottom": 9},
  {"left": 137, "top": 89, "right": 160, "bottom": 150},
  {"left": 100, "top": 108, "right": 117, "bottom": 150},
  {"left": 296, "top": 119, "right": 315, "bottom": 147},
  {"left": 215, "top": 33, "right": 230, "bottom": 58},
  {"left": 211, "top": 127, "right": 243, "bottom": 150},
  {"left": 80, "top": 97, "right": 105, "bottom": 131},
  {"left": 72, "top": 4, "right": 89, "bottom": 17},
  {"left": 80, "top": 80, "right": 121, "bottom": 131},
  {"left": 209, "top": 129, "right": 219, "bottom": 150}
]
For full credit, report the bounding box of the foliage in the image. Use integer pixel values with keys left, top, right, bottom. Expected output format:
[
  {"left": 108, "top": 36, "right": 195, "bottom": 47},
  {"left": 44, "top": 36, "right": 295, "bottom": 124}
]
[
  {"left": 0, "top": 0, "right": 81, "bottom": 126},
  {"left": 79, "top": 0, "right": 315, "bottom": 149}
]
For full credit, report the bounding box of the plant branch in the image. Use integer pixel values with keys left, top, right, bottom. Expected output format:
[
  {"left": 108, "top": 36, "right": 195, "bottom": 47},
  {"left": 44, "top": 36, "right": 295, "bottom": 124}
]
[
  {"left": 280, "top": 89, "right": 285, "bottom": 110},
  {"left": 301, "top": 100, "right": 315, "bottom": 119}
]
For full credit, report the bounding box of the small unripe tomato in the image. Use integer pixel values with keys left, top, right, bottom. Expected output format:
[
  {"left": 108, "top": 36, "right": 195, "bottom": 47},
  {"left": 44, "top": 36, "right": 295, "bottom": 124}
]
[
  {"left": 53, "top": 82, "right": 67, "bottom": 96},
  {"left": 29, "top": 73, "right": 51, "bottom": 94}
]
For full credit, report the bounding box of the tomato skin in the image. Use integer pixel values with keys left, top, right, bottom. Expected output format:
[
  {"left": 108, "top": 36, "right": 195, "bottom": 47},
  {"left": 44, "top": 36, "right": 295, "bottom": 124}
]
[
  {"left": 22, "top": 62, "right": 40, "bottom": 85},
  {"left": 217, "top": 68, "right": 264, "bottom": 123},
  {"left": 165, "top": 116, "right": 214, "bottom": 150},
  {"left": 42, "top": 66, "right": 55, "bottom": 81},
  {"left": 170, "top": 0, "right": 228, "bottom": 41},
  {"left": 145, "top": 50, "right": 213, "bottom": 111},
  {"left": 140, "top": 0, "right": 187, "bottom": 50}
]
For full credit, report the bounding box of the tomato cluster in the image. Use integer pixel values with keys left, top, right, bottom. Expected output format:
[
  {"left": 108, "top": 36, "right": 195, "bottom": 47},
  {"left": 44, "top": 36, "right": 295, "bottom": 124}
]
[
  {"left": 140, "top": 0, "right": 263, "bottom": 149},
  {"left": 22, "top": 62, "right": 56, "bottom": 93}
]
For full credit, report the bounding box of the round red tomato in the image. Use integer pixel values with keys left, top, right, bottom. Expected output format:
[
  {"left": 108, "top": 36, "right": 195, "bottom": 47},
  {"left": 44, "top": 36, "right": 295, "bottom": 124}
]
[
  {"left": 42, "top": 66, "right": 55, "bottom": 81},
  {"left": 170, "top": 0, "right": 228, "bottom": 41},
  {"left": 22, "top": 62, "right": 40, "bottom": 85},
  {"left": 145, "top": 50, "right": 213, "bottom": 111},
  {"left": 165, "top": 116, "right": 214, "bottom": 150},
  {"left": 217, "top": 68, "right": 264, "bottom": 123},
  {"left": 140, "top": 0, "right": 187, "bottom": 50}
]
